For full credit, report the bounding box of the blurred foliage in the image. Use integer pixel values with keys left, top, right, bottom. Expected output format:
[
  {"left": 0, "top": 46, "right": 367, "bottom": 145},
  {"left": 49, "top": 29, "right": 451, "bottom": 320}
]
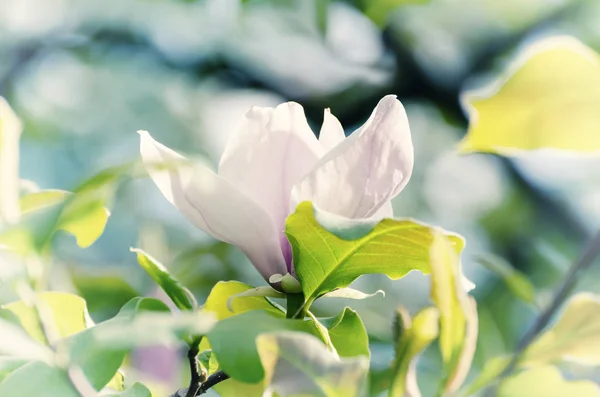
[{"left": 1, "top": 0, "right": 600, "bottom": 395}]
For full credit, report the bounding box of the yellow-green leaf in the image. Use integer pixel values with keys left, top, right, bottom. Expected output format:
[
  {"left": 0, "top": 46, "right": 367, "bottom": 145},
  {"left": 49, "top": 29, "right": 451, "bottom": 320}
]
[
  {"left": 430, "top": 232, "right": 478, "bottom": 393},
  {"left": 389, "top": 307, "right": 439, "bottom": 397},
  {"left": 11, "top": 189, "right": 110, "bottom": 250},
  {"left": 524, "top": 292, "right": 600, "bottom": 366},
  {"left": 203, "top": 281, "right": 284, "bottom": 321},
  {"left": 1, "top": 291, "right": 92, "bottom": 344},
  {"left": 461, "top": 36, "right": 600, "bottom": 154},
  {"left": 498, "top": 366, "right": 600, "bottom": 397},
  {"left": 131, "top": 248, "right": 196, "bottom": 311}
]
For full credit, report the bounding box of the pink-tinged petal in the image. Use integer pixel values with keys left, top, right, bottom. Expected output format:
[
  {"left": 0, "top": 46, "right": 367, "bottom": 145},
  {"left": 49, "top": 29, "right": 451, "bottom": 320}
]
[
  {"left": 319, "top": 108, "right": 346, "bottom": 152},
  {"left": 139, "top": 131, "right": 287, "bottom": 280},
  {"left": 292, "top": 95, "right": 413, "bottom": 218},
  {"left": 218, "top": 103, "right": 323, "bottom": 268}
]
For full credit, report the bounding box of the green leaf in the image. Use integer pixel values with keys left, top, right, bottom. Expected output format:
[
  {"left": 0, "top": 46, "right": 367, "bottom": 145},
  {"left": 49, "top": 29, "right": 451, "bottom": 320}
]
[
  {"left": 65, "top": 297, "right": 179, "bottom": 391},
  {"left": 0, "top": 357, "right": 27, "bottom": 383},
  {"left": 497, "top": 366, "right": 600, "bottom": 397},
  {"left": 457, "top": 356, "right": 510, "bottom": 397},
  {"left": 131, "top": 248, "right": 196, "bottom": 311},
  {"left": 0, "top": 97, "right": 22, "bottom": 226},
  {"left": 257, "top": 331, "right": 369, "bottom": 397},
  {"left": 203, "top": 281, "right": 284, "bottom": 320},
  {"left": 319, "top": 308, "right": 369, "bottom": 358},
  {"left": 523, "top": 293, "right": 600, "bottom": 366},
  {"left": 361, "top": 0, "right": 429, "bottom": 27},
  {"left": 285, "top": 201, "right": 464, "bottom": 314},
  {"left": 0, "top": 361, "right": 79, "bottom": 397},
  {"left": 430, "top": 232, "right": 478, "bottom": 394},
  {"left": 198, "top": 350, "right": 220, "bottom": 375},
  {"left": 104, "top": 382, "right": 152, "bottom": 397},
  {"left": 460, "top": 36, "right": 600, "bottom": 154},
  {"left": 389, "top": 307, "right": 439, "bottom": 397},
  {"left": 476, "top": 254, "right": 535, "bottom": 304},
  {"left": 206, "top": 310, "right": 319, "bottom": 383},
  {"left": 1, "top": 291, "right": 93, "bottom": 344},
  {"left": 0, "top": 318, "right": 53, "bottom": 363},
  {"left": 11, "top": 188, "right": 110, "bottom": 250},
  {"left": 71, "top": 273, "right": 139, "bottom": 320},
  {"left": 213, "top": 379, "right": 265, "bottom": 397}
]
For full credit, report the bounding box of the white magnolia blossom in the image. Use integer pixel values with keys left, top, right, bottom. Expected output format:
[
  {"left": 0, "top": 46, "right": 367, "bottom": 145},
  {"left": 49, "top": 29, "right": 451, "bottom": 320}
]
[
  {"left": 140, "top": 95, "right": 413, "bottom": 283},
  {"left": 0, "top": 98, "right": 22, "bottom": 226}
]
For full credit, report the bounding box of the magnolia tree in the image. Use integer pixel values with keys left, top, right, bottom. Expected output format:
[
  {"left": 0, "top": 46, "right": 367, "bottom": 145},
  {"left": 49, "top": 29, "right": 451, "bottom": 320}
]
[{"left": 0, "top": 35, "right": 600, "bottom": 397}]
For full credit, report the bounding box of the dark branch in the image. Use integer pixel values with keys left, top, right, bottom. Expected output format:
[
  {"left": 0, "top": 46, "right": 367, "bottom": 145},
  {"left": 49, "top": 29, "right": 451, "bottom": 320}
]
[
  {"left": 184, "top": 346, "right": 202, "bottom": 397},
  {"left": 196, "top": 371, "right": 230, "bottom": 395}
]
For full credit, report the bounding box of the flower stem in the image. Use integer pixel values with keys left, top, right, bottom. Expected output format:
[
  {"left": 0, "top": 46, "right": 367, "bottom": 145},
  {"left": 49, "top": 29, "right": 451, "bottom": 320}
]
[{"left": 286, "top": 292, "right": 305, "bottom": 319}]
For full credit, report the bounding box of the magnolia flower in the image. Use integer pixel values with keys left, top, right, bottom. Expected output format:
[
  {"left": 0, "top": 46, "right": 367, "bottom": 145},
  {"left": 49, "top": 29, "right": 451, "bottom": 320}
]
[{"left": 139, "top": 95, "right": 413, "bottom": 285}]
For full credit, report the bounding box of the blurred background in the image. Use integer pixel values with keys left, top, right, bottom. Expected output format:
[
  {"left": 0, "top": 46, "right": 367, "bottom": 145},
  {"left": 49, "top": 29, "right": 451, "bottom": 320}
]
[{"left": 2, "top": 0, "right": 600, "bottom": 394}]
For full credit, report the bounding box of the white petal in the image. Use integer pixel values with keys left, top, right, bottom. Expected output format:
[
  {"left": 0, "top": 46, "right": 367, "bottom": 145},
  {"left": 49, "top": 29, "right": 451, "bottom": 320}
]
[
  {"left": 139, "top": 131, "right": 287, "bottom": 280},
  {"left": 319, "top": 108, "right": 345, "bottom": 152},
  {"left": 218, "top": 103, "right": 323, "bottom": 264},
  {"left": 292, "top": 95, "right": 413, "bottom": 218},
  {"left": 0, "top": 98, "right": 22, "bottom": 225},
  {"left": 371, "top": 200, "right": 394, "bottom": 220}
]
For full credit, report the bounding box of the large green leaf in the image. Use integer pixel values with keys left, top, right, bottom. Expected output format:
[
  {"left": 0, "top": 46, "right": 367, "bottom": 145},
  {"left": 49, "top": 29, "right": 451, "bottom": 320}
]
[
  {"left": 497, "top": 366, "right": 600, "bottom": 397},
  {"left": 388, "top": 307, "right": 439, "bottom": 397},
  {"left": 285, "top": 202, "right": 464, "bottom": 314},
  {"left": 131, "top": 248, "right": 196, "bottom": 311},
  {"left": 523, "top": 293, "right": 600, "bottom": 366},
  {"left": 0, "top": 361, "right": 79, "bottom": 397},
  {"left": 206, "top": 310, "right": 320, "bottom": 383},
  {"left": 257, "top": 331, "right": 369, "bottom": 397},
  {"left": 429, "top": 232, "right": 478, "bottom": 394},
  {"left": 460, "top": 36, "right": 600, "bottom": 154},
  {"left": 319, "top": 307, "right": 369, "bottom": 358}
]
